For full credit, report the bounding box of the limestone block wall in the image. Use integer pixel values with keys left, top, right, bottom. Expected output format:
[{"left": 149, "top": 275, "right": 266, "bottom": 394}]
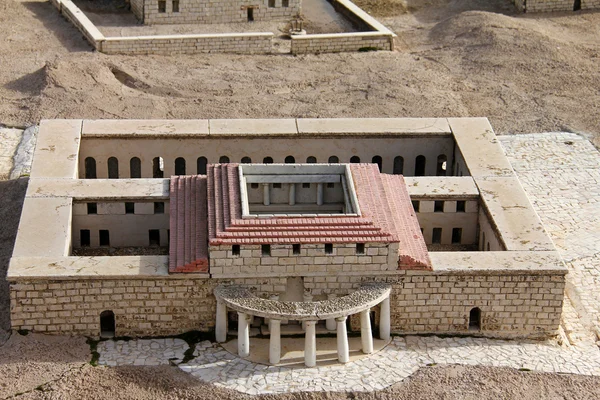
[
  {"left": 524, "top": 0, "right": 574, "bottom": 11},
  {"left": 478, "top": 206, "right": 505, "bottom": 251},
  {"left": 101, "top": 33, "right": 274, "bottom": 55},
  {"left": 130, "top": 0, "right": 145, "bottom": 21},
  {"left": 10, "top": 278, "right": 217, "bottom": 337},
  {"left": 413, "top": 199, "right": 478, "bottom": 246},
  {"left": 141, "top": 0, "right": 300, "bottom": 25},
  {"left": 291, "top": 32, "right": 392, "bottom": 55},
  {"left": 209, "top": 243, "right": 397, "bottom": 276},
  {"left": 58, "top": 0, "right": 105, "bottom": 50}
]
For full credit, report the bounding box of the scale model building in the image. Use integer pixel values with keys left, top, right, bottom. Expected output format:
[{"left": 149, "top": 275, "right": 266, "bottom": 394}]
[{"left": 8, "top": 118, "right": 566, "bottom": 364}]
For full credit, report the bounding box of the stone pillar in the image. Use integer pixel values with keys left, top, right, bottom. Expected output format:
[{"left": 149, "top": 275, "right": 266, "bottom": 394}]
[
  {"left": 238, "top": 312, "right": 251, "bottom": 357},
  {"left": 317, "top": 183, "right": 324, "bottom": 206},
  {"left": 269, "top": 319, "right": 281, "bottom": 364},
  {"left": 360, "top": 309, "right": 373, "bottom": 354},
  {"left": 266, "top": 294, "right": 279, "bottom": 326},
  {"left": 304, "top": 320, "right": 317, "bottom": 367},
  {"left": 336, "top": 316, "right": 349, "bottom": 363},
  {"left": 302, "top": 292, "right": 313, "bottom": 331},
  {"left": 379, "top": 296, "right": 391, "bottom": 341},
  {"left": 289, "top": 183, "right": 296, "bottom": 205},
  {"left": 263, "top": 183, "right": 270, "bottom": 206},
  {"left": 326, "top": 294, "right": 337, "bottom": 331},
  {"left": 215, "top": 300, "right": 227, "bottom": 343}
]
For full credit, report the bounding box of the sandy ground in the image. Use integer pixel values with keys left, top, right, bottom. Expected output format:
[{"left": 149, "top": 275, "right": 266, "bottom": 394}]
[{"left": 0, "top": 0, "right": 599, "bottom": 144}]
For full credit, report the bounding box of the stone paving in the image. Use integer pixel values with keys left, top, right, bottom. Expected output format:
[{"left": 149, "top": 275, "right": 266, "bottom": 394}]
[{"left": 94, "top": 132, "right": 600, "bottom": 394}]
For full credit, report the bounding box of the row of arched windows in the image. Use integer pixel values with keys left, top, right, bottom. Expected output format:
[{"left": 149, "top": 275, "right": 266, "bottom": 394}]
[{"left": 84, "top": 154, "right": 449, "bottom": 178}]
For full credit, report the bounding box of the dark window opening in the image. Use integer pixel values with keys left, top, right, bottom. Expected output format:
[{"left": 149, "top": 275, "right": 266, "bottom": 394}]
[
  {"left": 436, "top": 154, "right": 447, "bottom": 176},
  {"left": 80, "top": 230, "right": 90, "bottom": 247},
  {"left": 302, "top": 183, "right": 310, "bottom": 189},
  {"left": 158, "top": 0, "right": 166, "bottom": 13},
  {"left": 247, "top": 7, "right": 254, "bottom": 21},
  {"left": 372, "top": 156, "right": 382, "bottom": 172},
  {"left": 487, "top": 242, "right": 491, "bottom": 251},
  {"left": 268, "top": 0, "right": 275, "bottom": 7},
  {"left": 469, "top": 307, "right": 481, "bottom": 330},
  {"left": 263, "top": 156, "right": 273, "bottom": 164},
  {"left": 457, "top": 201, "right": 466, "bottom": 213},
  {"left": 350, "top": 156, "right": 360, "bottom": 163},
  {"left": 197, "top": 157, "right": 207, "bottom": 174},
  {"left": 574, "top": 0, "right": 581, "bottom": 10},
  {"left": 154, "top": 202, "right": 165, "bottom": 214},
  {"left": 273, "top": 183, "right": 282, "bottom": 189},
  {"left": 283, "top": 0, "right": 289, "bottom": 6},
  {"left": 175, "top": 157, "right": 186, "bottom": 176},
  {"left": 87, "top": 202, "right": 97, "bottom": 215},
  {"left": 482, "top": 232, "right": 486, "bottom": 251},
  {"left": 452, "top": 228, "right": 462, "bottom": 244},
  {"left": 99, "top": 230, "right": 110, "bottom": 247},
  {"left": 356, "top": 243, "right": 365, "bottom": 254},
  {"left": 219, "top": 156, "right": 230, "bottom": 164},
  {"left": 324, "top": 243, "right": 333, "bottom": 254},
  {"left": 262, "top": 244, "right": 271, "bottom": 256},
  {"left": 108, "top": 157, "right": 119, "bottom": 179},
  {"left": 328, "top": 156, "right": 339, "bottom": 163},
  {"left": 306, "top": 156, "right": 317, "bottom": 163},
  {"left": 285, "top": 156, "right": 295, "bottom": 164},
  {"left": 85, "top": 157, "right": 97, "bottom": 179},
  {"left": 415, "top": 155, "right": 426, "bottom": 176},
  {"left": 434, "top": 201, "right": 444, "bottom": 212},
  {"left": 149, "top": 230, "right": 160, "bottom": 246},
  {"left": 241, "top": 156, "right": 252, "bottom": 163},
  {"left": 232, "top": 245, "right": 240, "bottom": 256},
  {"left": 251, "top": 183, "right": 259, "bottom": 189},
  {"left": 125, "top": 202, "right": 135, "bottom": 214},
  {"left": 432, "top": 228, "right": 442, "bottom": 244},
  {"left": 152, "top": 157, "right": 164, "bottom": 178},
  {"left": 393, "top": 156, "right": 404, "bottom": 175},
  {"left": 172, "top": 0, "right": 179, "bottom": 12},
  {"left": 130, "top": 157, "right": 141, "bottom": 178},
  {"left": 412, "top": 200, "right": 420, "bottom": 212},
  {"left": 327, "top": 182, "right": 334, "bottom": 188},
  {"left": 100, "top": 310, "right": 115, "bottom": 338},
  {"left": 293, "top": 244, "right": 301, "bottom": 255}
]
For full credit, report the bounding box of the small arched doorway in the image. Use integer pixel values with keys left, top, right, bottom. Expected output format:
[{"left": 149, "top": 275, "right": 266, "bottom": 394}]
[
  {"left": 469, "top": 307, "right": 481, "bottom": 331},
  {"left": 100, "top": 310, "right": 116, "bottom": 338}
]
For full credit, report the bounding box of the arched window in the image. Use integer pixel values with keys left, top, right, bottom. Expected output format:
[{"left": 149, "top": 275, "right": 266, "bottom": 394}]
[
  {"left": 372, "top": 155, "right": 382, "bottom": 172},
  {"left": 263, "top": 157, "right": 273, "bottom": 164},
  {"left": 350, "top": 156, "right": 360, "bottom": 163},
  {"left": 393, "top": 156, "right": 404, "bottom": 175},
  {"left": 241, "top": 156, "right": 252, "bottom": 163},
  {"left": 130, "top": 157, "right": 141, "bottom": 178},
  {"left": 197, "top": 157, "right": 207, "bottom": 174},
  {"left": 219, "top": 156, "right": 230, "bottom": 164},
  {"left": 328, "top": 156, "right": 339, "bottom": 163},
  {"left": 469, "top": 307, "right": 481, "bottom": 330},
  {"left": 108, "top": 157, "right": 119, "bottom": 179},
  {"left": 175, "top": 157, "right": 186, "bottom": 176},
  {"left": 85, "top": 157, "right": 97, "bottom": 179},
  {"left": 436, "top": 154, "right": 447, "bottom": 176},
  {"left": 100, "top": 310, "right": 115, "bottom": 338},
  {"left": 306, "top": 156, "right": 317, "bottom": 163},
  {"left": 285, "top": 156, "right": 295, "bottom": 164},
  {"left": 415, "top": 155, "right": 426, "bottom": 176},
  {"left": 152, "top": 157, "right": 164, "bottom": 178}
]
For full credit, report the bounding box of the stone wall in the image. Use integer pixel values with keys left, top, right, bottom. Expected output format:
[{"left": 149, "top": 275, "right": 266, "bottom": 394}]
[
  {"left": 58, "top": 0, "right": 105, "bottom": 50},
  {"left": 141, "top": 0, "right": 300, "bottom": 25},
  {"left": 291, "top": 32, "right": 393, "bottom": 55},
  {"left": 130, "top": 0, "right": 145, "bottom": 21},
  {"left": 209, "top": 243, "right": 397, "bottom": 277},
  {"left": 10, "top": 277, "right": 216, "bottom": 337},
  {"left": 101, "top": 32, "right": 274, "bottom": 55}
]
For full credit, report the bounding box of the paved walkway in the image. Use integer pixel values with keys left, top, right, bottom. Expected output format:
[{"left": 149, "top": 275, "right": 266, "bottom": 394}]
[{"left": 95, "top": 132, "right": 600, "bottom": 394}]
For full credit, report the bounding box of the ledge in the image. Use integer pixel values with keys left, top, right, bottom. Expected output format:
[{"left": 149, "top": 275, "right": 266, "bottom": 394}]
[
  {"left": 404, "top": 177, "right": 479, "bottom": 198},
  {"left": 26, "top": 178, "right": 170, "bottom": 199}
]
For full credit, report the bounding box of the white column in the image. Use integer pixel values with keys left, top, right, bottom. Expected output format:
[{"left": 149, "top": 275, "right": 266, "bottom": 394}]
[
  {"left": 263, "top": 184, "right": 270, "bottom": 206},
  {"left": 215, "top": 300, "right": 227, "bottom": 343},
  {"left": 304, "top": 320, "right": 317, "bottom": 367},
  {"left": 238, "top": 312, "right": 250, "bottom": 357},
  {"left": 336, "top": 316, "right": 349, "bottom": 363},
  {"left": 302, "top": 292, "right": 313, "bottom": 331},
  {"left": 269, "top": 319, "right": 281, "bottom": 364},
  {"left": 360, "top": 309, "right": 373, "bottom": 354},
  {"left": 289, "top": 183, "right": 296, "bottom": 205},
  {"left": 326, "top": 294, "right": 337, "bottom": 331},
  {"left": 379, "top": 296, "right": 391, "bottom": 341},
  {"left": 317, "top": 183, "right": 324, "bottom": 206}
]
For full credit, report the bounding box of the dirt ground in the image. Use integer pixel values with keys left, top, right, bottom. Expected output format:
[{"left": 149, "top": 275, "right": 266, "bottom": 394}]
[
  {"left": 1, "top": 0, "right": 600, "bottom": 398},
  {"left": 0, "top": 0, "right": 599, "bottom": 144}
]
